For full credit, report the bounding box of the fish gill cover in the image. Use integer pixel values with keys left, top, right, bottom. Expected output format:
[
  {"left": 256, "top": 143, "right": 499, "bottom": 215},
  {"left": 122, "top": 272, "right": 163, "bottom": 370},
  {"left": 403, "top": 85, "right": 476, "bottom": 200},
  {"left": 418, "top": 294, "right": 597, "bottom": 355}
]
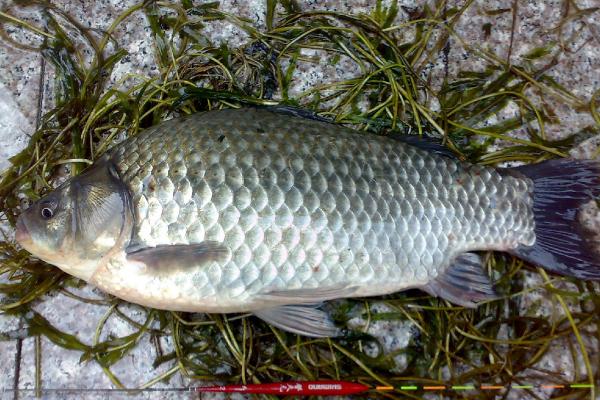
[{"left": 0, "top": 0, "right": 599, "bottom": 398}]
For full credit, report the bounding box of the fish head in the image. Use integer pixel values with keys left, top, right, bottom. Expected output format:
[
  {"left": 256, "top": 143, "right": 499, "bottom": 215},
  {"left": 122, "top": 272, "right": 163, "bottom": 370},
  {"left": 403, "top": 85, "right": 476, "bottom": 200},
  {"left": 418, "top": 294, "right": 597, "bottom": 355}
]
[
  {"left": 16, "top": 183, "right": 70, "bottom": 264},
  {"left": 16, "top": 160, "right": 133, "bottom": 281}
]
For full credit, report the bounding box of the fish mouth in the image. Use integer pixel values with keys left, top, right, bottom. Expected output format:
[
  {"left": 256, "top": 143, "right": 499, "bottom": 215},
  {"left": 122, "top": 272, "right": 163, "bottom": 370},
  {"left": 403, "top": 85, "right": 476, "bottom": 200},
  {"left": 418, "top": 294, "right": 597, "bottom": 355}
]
[{"left": 15, "top": 217, "right": 32, "bottom": 248}]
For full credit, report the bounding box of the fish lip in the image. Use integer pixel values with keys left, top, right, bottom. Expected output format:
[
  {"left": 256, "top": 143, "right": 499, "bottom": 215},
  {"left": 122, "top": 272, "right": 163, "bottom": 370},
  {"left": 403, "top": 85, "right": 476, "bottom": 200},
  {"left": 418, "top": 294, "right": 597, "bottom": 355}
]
[{"left": 15, "top": 217, "right": 32, "bottom": 247}]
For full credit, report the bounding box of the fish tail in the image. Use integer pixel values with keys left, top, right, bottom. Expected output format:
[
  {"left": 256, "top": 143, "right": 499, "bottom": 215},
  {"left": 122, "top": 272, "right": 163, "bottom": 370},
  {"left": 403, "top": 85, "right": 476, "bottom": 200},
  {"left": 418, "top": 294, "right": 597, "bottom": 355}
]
[{"left": 510, "top": 159, "right": 600, "bottom": 280}]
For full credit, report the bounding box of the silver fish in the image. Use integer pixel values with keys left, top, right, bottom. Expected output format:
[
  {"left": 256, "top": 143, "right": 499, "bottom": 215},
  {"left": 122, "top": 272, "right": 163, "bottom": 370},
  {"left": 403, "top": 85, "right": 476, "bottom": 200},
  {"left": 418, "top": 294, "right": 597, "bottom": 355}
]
[{"left": 16, "top": 108, "right": 600, "bottom": 337}]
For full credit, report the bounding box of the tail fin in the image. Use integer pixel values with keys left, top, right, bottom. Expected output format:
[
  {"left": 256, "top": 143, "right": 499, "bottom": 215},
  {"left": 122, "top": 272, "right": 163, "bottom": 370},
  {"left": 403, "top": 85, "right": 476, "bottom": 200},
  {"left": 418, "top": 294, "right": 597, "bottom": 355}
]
[{"left": 510, "top": 159, "right": 600, "bottom": 280}]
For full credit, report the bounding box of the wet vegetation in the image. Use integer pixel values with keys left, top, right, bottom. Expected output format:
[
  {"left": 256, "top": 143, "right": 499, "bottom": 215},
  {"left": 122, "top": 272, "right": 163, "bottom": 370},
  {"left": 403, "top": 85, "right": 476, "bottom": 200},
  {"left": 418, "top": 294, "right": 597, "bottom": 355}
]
[{"left": 0, "top": 0, "right": 599, "bottom": 398}]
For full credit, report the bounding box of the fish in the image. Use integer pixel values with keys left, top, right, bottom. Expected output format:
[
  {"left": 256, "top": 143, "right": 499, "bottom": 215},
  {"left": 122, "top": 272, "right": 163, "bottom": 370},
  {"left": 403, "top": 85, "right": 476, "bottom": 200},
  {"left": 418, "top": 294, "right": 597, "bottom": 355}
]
[{"left": 15, "top": 107, "right": 600, "bottom": 337}]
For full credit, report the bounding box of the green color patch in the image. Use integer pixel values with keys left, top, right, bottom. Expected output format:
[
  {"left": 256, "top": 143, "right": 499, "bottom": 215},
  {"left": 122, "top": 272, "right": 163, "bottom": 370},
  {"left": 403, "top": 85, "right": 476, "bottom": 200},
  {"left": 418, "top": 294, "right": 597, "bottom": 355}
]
[{"left": 400, "top": 385, "right": 418, "bottom": 390}]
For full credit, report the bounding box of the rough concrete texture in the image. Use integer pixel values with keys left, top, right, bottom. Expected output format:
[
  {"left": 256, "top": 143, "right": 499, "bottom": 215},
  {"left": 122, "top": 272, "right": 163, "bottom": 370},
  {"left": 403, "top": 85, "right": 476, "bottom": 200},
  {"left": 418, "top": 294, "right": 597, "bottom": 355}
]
[{"left": 1, "top": 1, "right": 599, "bottom": 399}]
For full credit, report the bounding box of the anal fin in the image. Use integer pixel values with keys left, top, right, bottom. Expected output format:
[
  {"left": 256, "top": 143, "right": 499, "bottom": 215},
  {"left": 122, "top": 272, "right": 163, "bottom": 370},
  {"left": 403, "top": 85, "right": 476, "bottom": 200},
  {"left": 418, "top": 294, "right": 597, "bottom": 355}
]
[{"left": 423, "top": 253, "right": 498, "bottom": 307}]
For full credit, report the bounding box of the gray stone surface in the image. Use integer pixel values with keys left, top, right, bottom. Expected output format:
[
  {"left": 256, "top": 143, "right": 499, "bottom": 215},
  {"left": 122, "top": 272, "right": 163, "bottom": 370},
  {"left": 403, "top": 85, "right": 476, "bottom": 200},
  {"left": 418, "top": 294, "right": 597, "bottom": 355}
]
[
  {"left": 0, "top": 82, "right": 33, "bottom": 172},
  {"left": 1, "top": 1, "right": 599, "bottom": 399},
  {"left": 447, "top": 0, "right": 599, "bottom": 143},
  {"left": 0, "top": 341, "right": 17, "bottom": 399},
  {"left": 0, "top": 313, "right": 20, "bottom": 399}
]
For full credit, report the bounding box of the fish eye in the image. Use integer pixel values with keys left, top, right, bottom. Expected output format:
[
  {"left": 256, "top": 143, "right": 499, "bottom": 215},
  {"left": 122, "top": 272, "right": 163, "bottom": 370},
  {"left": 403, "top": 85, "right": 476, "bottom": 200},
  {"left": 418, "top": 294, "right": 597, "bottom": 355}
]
[{"left": 41, "top": 207, "right": 54, "bottom": 219}]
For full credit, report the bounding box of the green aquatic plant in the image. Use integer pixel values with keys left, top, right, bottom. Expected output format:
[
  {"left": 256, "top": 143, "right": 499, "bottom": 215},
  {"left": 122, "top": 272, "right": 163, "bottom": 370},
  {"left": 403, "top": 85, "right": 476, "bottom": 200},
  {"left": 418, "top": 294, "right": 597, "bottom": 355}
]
[{"left": 0, "top": 0, "right": 599, "bottom": 398}]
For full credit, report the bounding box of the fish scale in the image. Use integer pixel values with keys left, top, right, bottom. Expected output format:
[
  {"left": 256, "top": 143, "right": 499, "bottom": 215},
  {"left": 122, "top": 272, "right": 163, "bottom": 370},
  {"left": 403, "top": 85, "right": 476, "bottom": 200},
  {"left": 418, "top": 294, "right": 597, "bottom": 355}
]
[{"left": 99, "top": 108, "right": 535, "bottom": 312}]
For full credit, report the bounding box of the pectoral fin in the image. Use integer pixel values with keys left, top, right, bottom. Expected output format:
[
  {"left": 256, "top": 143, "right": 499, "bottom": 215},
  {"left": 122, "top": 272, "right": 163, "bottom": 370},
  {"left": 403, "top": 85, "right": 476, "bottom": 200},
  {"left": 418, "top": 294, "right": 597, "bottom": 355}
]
[
  {"left": 126, "top": 241, "right": 229, "bottom": 273},
  {"left": 254, "top": 304, "right": 340, "bottom": 337},
  {"left": 423, "top": 253, "right": 498, "bottom": 307}
]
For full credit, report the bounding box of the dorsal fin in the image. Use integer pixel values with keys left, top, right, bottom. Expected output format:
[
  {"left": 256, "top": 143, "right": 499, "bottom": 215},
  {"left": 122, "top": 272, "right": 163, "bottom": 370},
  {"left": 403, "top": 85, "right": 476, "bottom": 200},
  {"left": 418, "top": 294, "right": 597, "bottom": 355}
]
[
  {"left": 388, "top": 134, "right": 457, "bottom": 158},
  {"left": 258, "top": 106, "right": 457, "bottom": 158},
  {"left": 258, "top": 105, "right": 334, "bottom": 123}
]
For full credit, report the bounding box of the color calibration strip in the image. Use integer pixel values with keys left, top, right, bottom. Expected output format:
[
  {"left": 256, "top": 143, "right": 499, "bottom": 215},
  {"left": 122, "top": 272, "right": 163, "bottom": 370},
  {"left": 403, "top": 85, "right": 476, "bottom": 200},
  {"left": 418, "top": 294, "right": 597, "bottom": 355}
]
[
  {"left": 1, "top": 382, "right": 594, "bottom": 397},
  {"left": 375, "top": 383, "right": 594, "bottom": 392}
]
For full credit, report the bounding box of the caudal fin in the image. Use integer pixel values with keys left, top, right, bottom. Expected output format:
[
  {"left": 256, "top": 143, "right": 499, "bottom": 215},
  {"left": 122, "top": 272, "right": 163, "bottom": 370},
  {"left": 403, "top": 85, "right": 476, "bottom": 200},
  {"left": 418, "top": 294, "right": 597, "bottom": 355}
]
[{"left": 510, "top": 159, "right": 600, "bottom": 280}]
